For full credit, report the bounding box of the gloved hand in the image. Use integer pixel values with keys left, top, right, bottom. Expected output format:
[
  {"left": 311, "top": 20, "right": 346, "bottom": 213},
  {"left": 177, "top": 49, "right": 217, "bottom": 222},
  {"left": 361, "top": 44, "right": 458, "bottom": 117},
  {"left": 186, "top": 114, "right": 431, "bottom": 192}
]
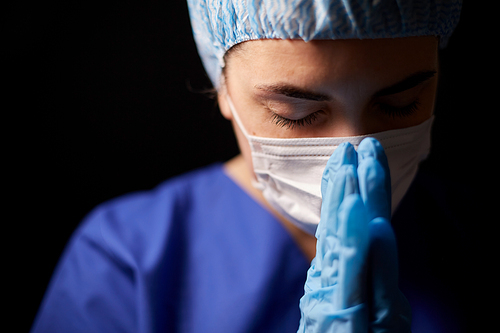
[{"left": 297, "top": 138, "right": 411, "bottom": 333}]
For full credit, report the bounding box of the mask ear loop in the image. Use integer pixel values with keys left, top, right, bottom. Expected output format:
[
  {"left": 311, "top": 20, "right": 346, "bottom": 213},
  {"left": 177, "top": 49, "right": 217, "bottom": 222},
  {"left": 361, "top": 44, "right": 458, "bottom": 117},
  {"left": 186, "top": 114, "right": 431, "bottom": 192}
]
[
  {"left": 225, "top": 94, "right": 266, "bottom": 191},
  {"left": 220, "top": 71, "right": 252, "bottom": 139},
  {"left": 226, "top": 94, "right": 251, "bottom": 139}
]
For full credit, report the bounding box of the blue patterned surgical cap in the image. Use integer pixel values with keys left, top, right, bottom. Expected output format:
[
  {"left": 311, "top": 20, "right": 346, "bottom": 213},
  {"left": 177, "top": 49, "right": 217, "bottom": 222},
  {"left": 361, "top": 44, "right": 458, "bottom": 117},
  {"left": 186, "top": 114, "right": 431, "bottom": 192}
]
[{"left": 187, "top": 0, "right": 462, "bottom": 87}]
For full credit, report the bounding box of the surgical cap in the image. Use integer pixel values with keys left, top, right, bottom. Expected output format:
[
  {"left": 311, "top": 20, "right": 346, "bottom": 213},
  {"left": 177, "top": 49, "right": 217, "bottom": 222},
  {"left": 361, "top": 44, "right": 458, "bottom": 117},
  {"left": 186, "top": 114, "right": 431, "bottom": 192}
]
[{"left": 187, "top": 0, "right": 462, "bottom": 87}]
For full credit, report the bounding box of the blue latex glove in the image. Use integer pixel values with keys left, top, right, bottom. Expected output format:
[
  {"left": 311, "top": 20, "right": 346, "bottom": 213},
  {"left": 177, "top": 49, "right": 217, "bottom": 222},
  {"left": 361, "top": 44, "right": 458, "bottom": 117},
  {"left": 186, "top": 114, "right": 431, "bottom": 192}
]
[{"left": 297, "top": 138, "right": 411, "bottom": 333}]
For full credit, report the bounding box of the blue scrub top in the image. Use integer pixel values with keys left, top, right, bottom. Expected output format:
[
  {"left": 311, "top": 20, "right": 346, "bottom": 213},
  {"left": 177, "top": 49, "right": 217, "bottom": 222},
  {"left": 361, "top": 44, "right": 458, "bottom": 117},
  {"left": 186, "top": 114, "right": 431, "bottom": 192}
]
[
  {"left": 31, "top": 164, "right": 310, "bottom": 332},
  {"left": 31, "top": 163, "right": 470, "bottom": 332}
]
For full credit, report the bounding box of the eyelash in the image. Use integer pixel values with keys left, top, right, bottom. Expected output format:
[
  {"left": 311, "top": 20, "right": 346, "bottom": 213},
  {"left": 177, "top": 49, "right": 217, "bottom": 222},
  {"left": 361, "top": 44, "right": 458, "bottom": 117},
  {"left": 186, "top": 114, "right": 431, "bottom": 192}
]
[
  {"left": 268, "top": 99, "right": 420, "bottom": 129},
  {"left": 378, "top": 99, "right": 421, "bottom": 119},
  {"left": 270, "top": 111, "right": 320, "bottom": 129}
]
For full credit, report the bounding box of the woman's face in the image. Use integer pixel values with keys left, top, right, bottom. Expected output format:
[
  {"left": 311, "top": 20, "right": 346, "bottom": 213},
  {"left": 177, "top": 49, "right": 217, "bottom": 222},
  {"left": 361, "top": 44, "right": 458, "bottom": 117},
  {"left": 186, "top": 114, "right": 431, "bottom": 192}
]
[
  {"left": 219, "top": 36, "right": 438, "bottom": 135},
  {"left": 218, "top": 37, "right": 439, "bottom": 173}
]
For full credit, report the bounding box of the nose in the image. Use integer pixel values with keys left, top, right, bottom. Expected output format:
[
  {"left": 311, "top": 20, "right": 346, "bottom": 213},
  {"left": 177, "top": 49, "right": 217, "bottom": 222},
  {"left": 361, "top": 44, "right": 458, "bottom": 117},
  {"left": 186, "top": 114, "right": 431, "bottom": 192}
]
[{"left": 322, "top": 103, "right": 374, "bottom": 137}]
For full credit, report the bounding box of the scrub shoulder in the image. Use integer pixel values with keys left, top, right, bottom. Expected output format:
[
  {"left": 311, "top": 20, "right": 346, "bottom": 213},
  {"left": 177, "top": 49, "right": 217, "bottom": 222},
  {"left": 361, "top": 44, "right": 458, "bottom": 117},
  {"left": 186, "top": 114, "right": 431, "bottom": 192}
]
[{"left": 31, "top": 163, "right": 310, "bottom": 333}]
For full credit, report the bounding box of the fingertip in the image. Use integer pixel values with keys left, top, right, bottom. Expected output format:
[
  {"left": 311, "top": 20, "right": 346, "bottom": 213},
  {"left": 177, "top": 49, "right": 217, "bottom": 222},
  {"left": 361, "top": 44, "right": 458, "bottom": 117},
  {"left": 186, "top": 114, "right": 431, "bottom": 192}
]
[
  {"left": 357, "top": 138, "right": 391, "bottom": 214},
  {"left": 369, "top": 217, "right": 396, "bottom": 245},
  {"left": 358, "top": 158, "right": 391, "bottom": 220},
  {"left": 342, "top": 142, "right": 358, "bottom": 165},
  {"left": 358, "top": 137, "right": 386, "bottom": 164},
  {"left": 322, "top": 142, "right": 358, "bottom": 196},
  {"left": 328, "top": 142, "right": 358, "bottom": 171}
]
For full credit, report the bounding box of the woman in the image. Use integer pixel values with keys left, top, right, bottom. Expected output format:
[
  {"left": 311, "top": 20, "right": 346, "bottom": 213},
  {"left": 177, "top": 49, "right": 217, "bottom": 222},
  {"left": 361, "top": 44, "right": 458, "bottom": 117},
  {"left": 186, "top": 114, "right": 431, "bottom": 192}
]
[{"left": 31, "top": 0, "right": 469, "bottom": 332}]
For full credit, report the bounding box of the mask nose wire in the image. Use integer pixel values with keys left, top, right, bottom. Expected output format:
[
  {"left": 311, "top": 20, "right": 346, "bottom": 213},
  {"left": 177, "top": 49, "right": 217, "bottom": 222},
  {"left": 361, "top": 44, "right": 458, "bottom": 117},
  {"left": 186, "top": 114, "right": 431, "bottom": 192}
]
[{"left": 226, "top": 95, "right": 251, "bottom": 139}]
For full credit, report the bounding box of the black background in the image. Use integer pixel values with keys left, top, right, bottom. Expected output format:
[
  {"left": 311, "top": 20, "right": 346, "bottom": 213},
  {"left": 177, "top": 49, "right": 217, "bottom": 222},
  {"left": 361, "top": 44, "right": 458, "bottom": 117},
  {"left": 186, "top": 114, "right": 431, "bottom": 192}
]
[{"left": 4, "top": 1, "right": 489, "bottom": 331}]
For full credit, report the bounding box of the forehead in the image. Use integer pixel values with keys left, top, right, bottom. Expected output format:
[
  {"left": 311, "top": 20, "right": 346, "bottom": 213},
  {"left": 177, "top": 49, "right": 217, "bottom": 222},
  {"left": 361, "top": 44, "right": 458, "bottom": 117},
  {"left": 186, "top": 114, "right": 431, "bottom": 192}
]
[{"left": 227, "top": 37, "right": 438, "bottom": 87}]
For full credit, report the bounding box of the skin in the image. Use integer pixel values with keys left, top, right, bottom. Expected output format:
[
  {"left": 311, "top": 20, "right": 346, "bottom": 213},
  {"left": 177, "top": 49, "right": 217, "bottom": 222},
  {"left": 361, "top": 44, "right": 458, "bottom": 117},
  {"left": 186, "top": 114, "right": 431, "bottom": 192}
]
[{"left": 218, "top": 37, "right": 439, "bottom": 261}]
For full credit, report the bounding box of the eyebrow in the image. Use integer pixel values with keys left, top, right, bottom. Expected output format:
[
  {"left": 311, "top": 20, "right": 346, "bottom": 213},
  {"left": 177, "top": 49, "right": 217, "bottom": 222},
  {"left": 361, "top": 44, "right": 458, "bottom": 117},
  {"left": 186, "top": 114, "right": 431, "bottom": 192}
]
[
  {"left": 374, "top": 70, "right": 437, "bottom": 97},
  {"left": 254, "top": 70, "right": 437, "bottom": 102},
  {"left": 254, "top": 84, "right": 331, "bottom": 101}
]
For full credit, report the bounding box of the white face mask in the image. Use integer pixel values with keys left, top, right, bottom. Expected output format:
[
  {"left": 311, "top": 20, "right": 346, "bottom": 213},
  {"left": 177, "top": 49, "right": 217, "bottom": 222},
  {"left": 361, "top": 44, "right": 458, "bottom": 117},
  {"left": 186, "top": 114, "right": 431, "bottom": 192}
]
[{"left": 227, "top": 96, "right": 434, "bottom": 235}]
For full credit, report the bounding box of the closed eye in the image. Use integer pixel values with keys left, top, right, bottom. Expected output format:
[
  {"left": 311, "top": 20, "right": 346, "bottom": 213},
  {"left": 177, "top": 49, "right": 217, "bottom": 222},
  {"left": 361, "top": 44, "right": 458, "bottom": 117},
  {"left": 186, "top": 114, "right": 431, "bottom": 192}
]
[
  {"left": 269, "top": 110, "right": 321, "bottom": 129},
  {"left": 377, "top": 99, "right": 421, "bottom": 119}
]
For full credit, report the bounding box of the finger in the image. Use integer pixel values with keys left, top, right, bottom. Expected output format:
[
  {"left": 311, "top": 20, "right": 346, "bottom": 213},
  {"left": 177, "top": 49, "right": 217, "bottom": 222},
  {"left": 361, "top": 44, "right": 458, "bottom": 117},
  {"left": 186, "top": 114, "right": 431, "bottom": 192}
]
[
  {"left": 357, "top": 137, "right": 391, "bottom": 208},
  {"left": 323, "top": 164, "right": 359, "bottom": 236},
  {"left": 318, "top": 164, "right": 359, "bottom": 288},
  {"left": 316, "top": 143, "right": 358, "bottom": 287},
  {"left": 333, "top": 193, "right": 369, "bottom": 309},
  {"left": 358, "top": 157, "right": 390, "bottom": 221},
  {"left": 317, "top": 142, "right": 357, "bottom": 240},
  {"left": 368, "top": 217, "right": 412, "bottom": 332},
  {"left": 316, "top": 164, "right": 352, "bottom": 265},
  {"left": 321, "top": 142, "right": 357, "bottom": 199}
]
